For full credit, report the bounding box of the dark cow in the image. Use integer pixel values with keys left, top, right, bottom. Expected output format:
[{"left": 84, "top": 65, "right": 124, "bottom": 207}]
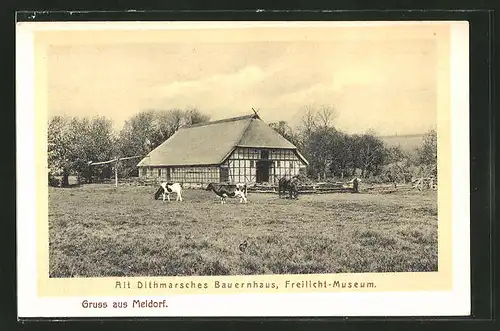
[
  {"left": 206, "top": 183, "right": 248, "bottom": 204},
  {"left": 278, "top": 176, "right": 300, "bottom": 199}
]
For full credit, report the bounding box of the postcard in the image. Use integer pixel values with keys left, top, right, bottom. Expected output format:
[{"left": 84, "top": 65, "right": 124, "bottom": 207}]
[{"left": 16, "top": 20, "right": 470, "bottom": 317}]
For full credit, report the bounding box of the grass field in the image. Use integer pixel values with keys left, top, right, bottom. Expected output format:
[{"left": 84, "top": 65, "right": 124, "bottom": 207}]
[{"left": 49, "top": 184, "right": 438, "bottom": 277}]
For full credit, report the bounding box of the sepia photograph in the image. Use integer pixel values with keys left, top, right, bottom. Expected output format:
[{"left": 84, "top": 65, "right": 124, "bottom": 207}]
[
  {"left": 16, "top": 19, "right": 472, "bottom": 317},
  {"left": 45, "top": 23, "right": 440, "bottom": 278}
]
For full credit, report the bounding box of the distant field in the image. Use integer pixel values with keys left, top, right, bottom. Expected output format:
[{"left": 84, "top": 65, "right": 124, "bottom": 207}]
[
  {"left": 49, "top": 184, "right": 438, "bottom": 277},
  {"left": 378, "top": 134, "right": 425, "bottom": 153}
]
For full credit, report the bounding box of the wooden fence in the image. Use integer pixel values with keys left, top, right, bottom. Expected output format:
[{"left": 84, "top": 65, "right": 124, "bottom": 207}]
[
  {"left": 105, "top": 177, "right": 357, "bottom": 193},
  {"left": 87, "top": 176, "right": 436, "bottom": 195},
  {"left": 247, "top": 182, "right": 356, "bottom": 194}
]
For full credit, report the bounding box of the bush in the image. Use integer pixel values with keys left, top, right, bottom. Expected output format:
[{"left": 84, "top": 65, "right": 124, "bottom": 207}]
[
  {"left": 294, "top": 173, "right": 315, "bottom": 184},
  {"left": 48, "top": 173, "right": 61, "bottom": 187},
  {"left": 361, "top": 176, "right": 385, "bottom": 184}
]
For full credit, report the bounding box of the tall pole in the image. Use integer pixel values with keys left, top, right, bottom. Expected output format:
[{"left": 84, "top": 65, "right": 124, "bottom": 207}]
[
  {"left": 115, "top": 158, "right": 119, "bottom": 187},
  {"left": 89, "top": 155, "right": 142, "bottom": 187}
]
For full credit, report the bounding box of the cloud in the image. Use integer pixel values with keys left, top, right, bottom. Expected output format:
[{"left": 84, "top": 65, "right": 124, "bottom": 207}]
[
  {"left": 143, "top": 65, "right": 283, "bottom": 116},
  {"left": 48, "top": 36, "right": 439, "bottom": 136},
  {"left": 151, "top": 65, "right": 267, "bottom": 97},
  {"left": 141, "top": 55, "right": 436, "bottom": 136}
]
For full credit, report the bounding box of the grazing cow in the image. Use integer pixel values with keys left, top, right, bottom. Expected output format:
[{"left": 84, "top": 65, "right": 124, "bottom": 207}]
[
  {"left": 235, "top": 182, "right": 248, "bottom": 197},
  {"left": 278, "top": 176, "right": 300, "bottom": 199},
  {"left": 154, "top": 182, "right": 183, "bottom": 202},
  {"left": 206, "top": 183, "right": 248, "bottom": 204}
]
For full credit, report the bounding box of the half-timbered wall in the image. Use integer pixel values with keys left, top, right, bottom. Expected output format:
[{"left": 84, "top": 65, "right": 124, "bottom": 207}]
[
  {"left": 138, "top": 147, "right": 307, "bottom": 185},
  {"left": 223, "top": 147, "right": 306, "bottom": 184},
  {"left": 139, "top": 165, "right": 219, "bottom": 186}
]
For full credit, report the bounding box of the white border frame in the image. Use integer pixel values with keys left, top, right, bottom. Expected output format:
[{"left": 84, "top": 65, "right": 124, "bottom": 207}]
[{"left": 16, "top": 21, "right": 470, "bottom": 318}]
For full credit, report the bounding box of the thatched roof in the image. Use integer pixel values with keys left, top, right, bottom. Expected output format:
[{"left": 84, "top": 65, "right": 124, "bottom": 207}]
[{"left": 137, "top": 114, "right": 308, "bottom": 167}]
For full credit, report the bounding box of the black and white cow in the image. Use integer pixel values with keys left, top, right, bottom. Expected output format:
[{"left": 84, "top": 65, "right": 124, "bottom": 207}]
[
  {"left": 206, "top": 183, "right": 248, "bottom": 204},
  {"left": 154, "top": 182, "right": 183, "bottom": 202}
]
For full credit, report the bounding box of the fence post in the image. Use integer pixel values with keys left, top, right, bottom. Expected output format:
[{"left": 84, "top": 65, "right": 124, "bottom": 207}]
[{"left": 115, "top": 159, "right": 119, "bottom": 187}]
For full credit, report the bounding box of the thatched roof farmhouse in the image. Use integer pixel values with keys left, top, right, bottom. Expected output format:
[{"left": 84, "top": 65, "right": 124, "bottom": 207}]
[{"left": 137, "top": 113, "right": 308, "bottom": 185}]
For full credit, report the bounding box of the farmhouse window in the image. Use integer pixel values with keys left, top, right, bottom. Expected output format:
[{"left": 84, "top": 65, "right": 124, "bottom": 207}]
[
  {"left": 261, "top": 150, "right": 269, "bottom": 159},
  {"left": 141, "top": 168, "right": 146, "bottom": 176},
  {"left": 276, "top": 161, "right": 281, "bottom": 167},
  {"left": 250, "top": 160, "right": 254, "bottom": 167},
  {"left": 158, "top": 168, "right": 162, "bottom": 177},
  {"left": 289, "top": 161, "right": 293, "bottom": 168}
]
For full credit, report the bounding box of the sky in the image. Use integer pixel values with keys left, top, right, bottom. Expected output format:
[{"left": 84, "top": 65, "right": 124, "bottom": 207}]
[{"left": 44, "top": 23, "right": 447, "bottom": 136}]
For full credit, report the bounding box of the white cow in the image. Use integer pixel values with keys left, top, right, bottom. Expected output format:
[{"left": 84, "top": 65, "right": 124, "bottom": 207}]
[{"left": 154, "top": 182, "right": 183, "bottom": 202}]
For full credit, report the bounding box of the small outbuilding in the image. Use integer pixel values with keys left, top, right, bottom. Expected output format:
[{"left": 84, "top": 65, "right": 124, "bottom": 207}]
[{"left": 137, "top": 114, "right": 308, "bottom": 186}]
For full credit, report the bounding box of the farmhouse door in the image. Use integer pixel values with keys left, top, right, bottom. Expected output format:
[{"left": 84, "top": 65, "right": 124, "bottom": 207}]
[
  {"left": 220, "top": 167, "right": 229, "bottom": 183},
  {"left": 256, "top": 161, "right": 271, "bottom": 183}
]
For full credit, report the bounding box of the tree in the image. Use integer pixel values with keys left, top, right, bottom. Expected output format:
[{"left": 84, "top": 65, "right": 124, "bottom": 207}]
[
  {"left": 269, "top": 121, "right": 300, "bottom": 147},
  {"left": 314, "top": 105, "right": 338, "bottom": 128},
  {"left": 347, "top": 134, "right": 362, "bottom": 176},
  {"left": 48, "top": 116, "right": 81, "bottom": 187},
  {"left": 381, "top": 145, "right": 413, "bottom": 184},
  {"left": 356, "top": 133, "right": 386, "bottom": 178},
  {"left": 81, "top": 117, "right": 116, "bottom": 182},
  {"left": 294, "top": 104, "right": 339, "bottom": 180},
  {"left": 184, "top": 108, "right": 211, "bottom": 126},
  {"left": 118, "top": 110, "right": 157, "bottom": 160},
  {"left": 302, "top": 126, "right": 339, "bottom": 180},
  {"left": 386, "top": 145, "right": 407, "bottom": 164},
  {"left": 298, "top": 105, "right": 317, "bottom": 135},
  {"left": 48, "top": 116, "right": 116, "bottom": 186},
  {"left": 297, "top": 104, "right": 338, "bottom": 134},
  {"left": 417, "top": 129, "right": 437, "bottom": 166},
  {"left": 119, "top": 108, "right": 211, "bottom": 155},
  {"left": 416, "top": 129, "right": 438, "bottom": 178},
  {"left": 150, "top": 109, "right": 184, "bottom": 147},
  {"left": 328, "top": 131, "right": 355, "bottom": 178},
  {"left": 117, "top": 108, "right": 210, "bottom": 176}
]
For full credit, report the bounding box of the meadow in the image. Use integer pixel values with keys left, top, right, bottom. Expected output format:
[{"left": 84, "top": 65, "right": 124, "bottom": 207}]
[{"left": 48, "top": 184, "right": 438, "bottom": 277}]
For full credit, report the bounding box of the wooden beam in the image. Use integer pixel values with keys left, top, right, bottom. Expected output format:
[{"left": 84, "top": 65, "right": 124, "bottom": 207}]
[
  {"left": 89, "top": 155, "right": 142, "bottom": 166},
  {"left": 117, "top": 155, "right": 143, "bottom": 162},
  {"left": 89, "top": 158, "right": 118, "bottom": 166},
  {"left": 251, "top": 108, "right": 261, "bottom": 119},
  {"left": 87, "top": 155, "right": 143, "bottom": 186}
]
